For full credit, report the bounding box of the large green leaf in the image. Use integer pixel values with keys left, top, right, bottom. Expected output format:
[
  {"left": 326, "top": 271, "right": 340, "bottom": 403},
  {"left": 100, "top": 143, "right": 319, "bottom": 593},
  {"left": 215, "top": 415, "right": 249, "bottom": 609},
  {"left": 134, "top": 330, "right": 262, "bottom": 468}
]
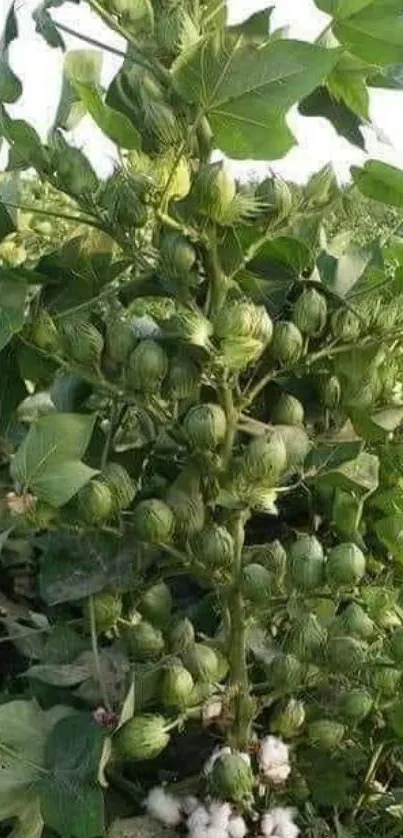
[
  {"left": 352, "top": 160, "right": 403, "bottom": 208},
  {"left": 0, "top": 172, "right": 19, "bottom": 242},
  {"left": 39, "top": 530, "right": 151, "bottom": 604},
  {"left": 39, "top": 713, "right": 105, "bottom": 838},
  {"left": 349, "top": 406, "right": 403, "bottom": 442},
  {"left": 0, "top": 279, "right": 29, "bottom": 350},
  {"left": 0, "top": 3, "right": 22, "bottom": 104},
  {"left": 313, "top": 451, "right": 379, "bottom": 495},
  {"left": 64, "top": 51, "right": 140, "bottom": 149},
  {"left": 0, "top": 700, "right": 72, "bottom": 838},
  {"left": 11, "top": 413, "right": 97, "bottom": 507},
  {"left": 375, "top": 514, "right": 403, "bottom": 563},
  {"left": 0, "top": 112, "right": 50, "bottom": 172},
  {"left": 318, "top": 242, "right": 374, "bottom": 296},
  {"left": 299, "top": 86, "right": 365, "bottom": 149},
  {"left": 0, "top": 345, "right": 27, "bottom": 436},
  {"left": 172, "top": 33, "right": 341, "bottom": 158},
  {"left": 322, "top": 0, "right": 403, "bottom": 65}
]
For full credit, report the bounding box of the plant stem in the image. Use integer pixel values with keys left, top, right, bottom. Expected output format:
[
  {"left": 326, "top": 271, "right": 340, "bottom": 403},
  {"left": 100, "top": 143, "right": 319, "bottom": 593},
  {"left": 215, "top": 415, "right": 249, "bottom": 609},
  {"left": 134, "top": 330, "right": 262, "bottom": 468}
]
[
  {"left": 228, "top": 511, "right": 252, "bottom": 750},
  {"left": 88, "top": 594, "right": 112, "bottom": 712},
  {"left": 221, "top": 383, "right": 237, "bottom": 468},
  {"left": 54, "top": 20, "right": 129, "bottom": 60},
  {"left": 2, "top": 200, "right": 101, "bottom": 229},
  {"left": 205, "top": 230, "right": 226, "bottom": 316},
  {"left": 352, "top": 743, "right": 384, "bottom": 819}
]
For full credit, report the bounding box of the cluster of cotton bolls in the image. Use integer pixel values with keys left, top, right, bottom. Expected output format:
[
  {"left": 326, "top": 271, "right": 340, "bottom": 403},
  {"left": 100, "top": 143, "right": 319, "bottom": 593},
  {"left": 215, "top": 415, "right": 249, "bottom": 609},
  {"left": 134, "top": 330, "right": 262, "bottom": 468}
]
[
  {"left": 145, "top": 787, "right": 248, "bottom": 838},
  {"left": 145, "top": 735, "right": 298, "bottom": 838}
]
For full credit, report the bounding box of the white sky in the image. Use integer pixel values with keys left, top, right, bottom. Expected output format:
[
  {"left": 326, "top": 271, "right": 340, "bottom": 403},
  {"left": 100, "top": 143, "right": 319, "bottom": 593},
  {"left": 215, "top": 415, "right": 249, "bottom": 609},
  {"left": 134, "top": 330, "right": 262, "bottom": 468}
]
[{"left": 2, "top": 0, "right": 403, "bottom": 182}]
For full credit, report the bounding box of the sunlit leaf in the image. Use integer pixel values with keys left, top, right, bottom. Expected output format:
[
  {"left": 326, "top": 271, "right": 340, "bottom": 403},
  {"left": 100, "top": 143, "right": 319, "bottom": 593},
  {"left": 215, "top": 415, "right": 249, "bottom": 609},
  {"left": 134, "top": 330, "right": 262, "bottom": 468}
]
[{"left": 173, "top": 33, "right": 341, "bottom": 158}]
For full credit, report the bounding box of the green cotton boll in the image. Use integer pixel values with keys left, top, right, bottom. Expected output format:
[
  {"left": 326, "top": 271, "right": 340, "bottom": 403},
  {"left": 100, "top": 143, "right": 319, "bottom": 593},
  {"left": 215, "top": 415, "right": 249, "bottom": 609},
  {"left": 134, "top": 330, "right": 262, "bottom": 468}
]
[
  {"left": 190, "top": 523, "right": 235, "bottom": 571},
  {"left": 267, "top": 653, "right": 303, "bottom": 691},
  {"left": 333, "top": 603, "right": 375, "bottom": 641},
  {"left": 271, "top": 393, "right": 305, "bottom": 426},
  {"left": 255, "top": 176, "right": 293, "bottom": 222},
  {"left": 210, "top": 753, "right": 254, "bottom": 804},
  {"left": 214, "top": 299, "right": 273, "bottom": 344},
  {"left": 132, "top": 498, "right": 176, "bottom": 544},
  {"left": 114, "top": 714, "right": 170, "bottom": 761},
  {"left": 60, "top": 320, "right": 104, "bottom": 368},
  {"left": 270, "top": 321, "right": 304, "bottom": 365},
  {"left": 241, "top": 433, "right": 287, "bottom": 486},
  {"left": 77, "top": 480, "right": 114, "bottom": 523},
  {"left": 169, "top": 618, "right": 195, "bottom": 654},
  {"left": 183, "top": 403, "right": 227, "bottom": 450},
  {"left": 167, "top": 486, "right": 205, "bottom": 541},
  {"left": 331, "top": 308, "right": 362, "bottom": 342},
  {"left": 326, "top": 543, "right": 366, "bottom": 587},
  {"left": 292, "top": 289, "right": 327, "bottom": 337},
  {"left": 159, "top": 231, "right": 197, "bottom": 279},
  {"left": 166, "top": 354, "right": 201, "bottom": 401},
  {"left": 106, "top": 319, "right": 137, "bottom": 365},
  {"left": 289, "top": 535, "right": 325, "bottom": 591},
  {"left": 371, "top": 666, "right": 402, "bottom": 697},
  {"left": 101, "top": 463, "right": 136, "bottom": 511},
  {"left": 308, "top": 720, "right": 345, "bottom": 751},
  {"left": 126, "top": 339, "right": 169, "bottom": 392},
  {"left": 83, "top": 591, "right": 122, "bottom": 634},
  {"left": 123, "top": 620, "right": 165, "bottom": 662},
  {"left": 241, "top": 563, "right": 271, "bottom": 605},
  {"left": 327, "top": 635, "right": 368, "bottom": 674},
  {"left": 167, "top": 308, "right": 213, "bottom": 347},
  {"left": 138, "top": 581, "right": 173, "bottom": 628},
  {"left": 30, "top": 310, "right": 60, "bottom": 353},
  {"left": 190, "top": 161, "right": 236, "bottom": 222},
  {"left": 275, "top": 424, "right": 312, "bottom": 471},
  {"left": 161, "top": 663, "right": 195, "bottom": 709},
  {"left": 271, "top": 698, "right": 306, "bottom": 738},
  {"left": 287, "top": 614, "right": 326, "bottom": 662},
  {"left": 338, "top": 689, "right": 373, "bottom": 723},
  {"left": 182, "top": 643, "right": 220, "bottom": 683},
  {"left": 219, "top": 336, "right": 266, "bottom": 370},
  {"left": 141, "top": 100, "right": 183, "bottom": 153}
]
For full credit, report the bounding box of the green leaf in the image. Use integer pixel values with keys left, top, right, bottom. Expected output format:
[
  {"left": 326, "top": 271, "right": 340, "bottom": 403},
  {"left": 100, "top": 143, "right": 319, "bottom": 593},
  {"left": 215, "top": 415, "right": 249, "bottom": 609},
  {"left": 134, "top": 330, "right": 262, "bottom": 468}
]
[
  {"left": 350, "top": 406, "right": 403, "bottom": 442},
  {"left": 39, "top": 530, "right": 152, "bottom": 604},
  {"left": 1, "top": 112, "right": 50, "bottom": 172},
  {"left": 11, "top": 413, "right": 97, "bottom": 507},
  {"left": 299, "top": 86, "right": 365, "bottom": 149},
  {"left": 313, "top": 451, "right": 379, "bottom": 495},
  {"left": 172, "top": 33, "right": 341, "bottom": 159},
  {"left": 24, "top": 660, "right": 92, "bottom": 687},
  {"left": 33, "top": 0, "right": 80, "bottom": 49},
  {"left": 0, "top": 699, "right": 72, "bottom": 838},
  {"left": 0, "top": 172, "right": 19, "bottom": 242},
  {"left": 0, "top": 279, "right": 29, "bottom": 350},
  {"left": 315, "top": 1, "right": 376, "bottom": 19},
  {"left": 110, "top": 0, "right": 154, "bottom": 33},
  {"left": 0, "top": 345, "right": 27, "bottom": 436},
  {"left": 54, "top": 75, "right": 86, "bottom": 131},
  {"left": 0, "top": 3, "right": 22, "bottom": 104},
  {"left": 64, "top": 51, "right": 140, "bottom": 149},
  {"left": 334, "top": 1, "right": 403, "bottom": 65},
  {"left": 229, "top": 7, "right": 273, "bottom": 42},
  {"left": 201, "top": 0, "right": 227, "bottom": 31},
  {"left": 39, "top": 713, "right": 105, "bottom": 838},
  {"left": 352, "top": 160, "right": 403, "bottom": 208},
  {"left": 375, "top": 514, "right": 403, "bottom": 562},
  {"left": 318, "top": 242, "right": 374, "bottom": 296}
]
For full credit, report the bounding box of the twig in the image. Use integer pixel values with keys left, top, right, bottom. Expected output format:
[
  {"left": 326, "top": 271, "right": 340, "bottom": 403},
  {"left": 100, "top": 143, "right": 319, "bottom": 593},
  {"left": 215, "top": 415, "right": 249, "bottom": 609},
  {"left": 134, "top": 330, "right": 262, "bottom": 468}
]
[
  {"left": 2, "top": 200, "right": 101, "bottom": 229},
  {"left": 89, "top": 593, "right": 112, "bottom": 712}
]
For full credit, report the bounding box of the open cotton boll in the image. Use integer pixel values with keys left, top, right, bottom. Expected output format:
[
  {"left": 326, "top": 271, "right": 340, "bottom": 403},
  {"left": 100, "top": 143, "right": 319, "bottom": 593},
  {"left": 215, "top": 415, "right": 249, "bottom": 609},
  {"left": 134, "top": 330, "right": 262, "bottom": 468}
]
[
  {"left": 208, "top": 801, "right": 232, "bottom": 829},
  {"left": 188, "top": 805, "right": 210, "bottom": 832},
  {"left": 145, "top": 786, "right": 182, "bottom": 826},
  {"left": 258, "top": 736, "right": 291, "bottom": 784},
  {"left": 182, "top": 796, "right": 200, "bottom": 816},
  {"left": 228, "top": 815, "right": 247, "bottom": 838},
  {"left": 204, "top": 746, "right": 232, "bottom": 775},
  {"left": 271, "top": 808, "right": 299, "bottom": 838},
  {"left": 261, "top": 813, "right": 275, "bottom": 837},
  {"left": 206, "top": 828, "right": 229, "bottom": 838}
]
